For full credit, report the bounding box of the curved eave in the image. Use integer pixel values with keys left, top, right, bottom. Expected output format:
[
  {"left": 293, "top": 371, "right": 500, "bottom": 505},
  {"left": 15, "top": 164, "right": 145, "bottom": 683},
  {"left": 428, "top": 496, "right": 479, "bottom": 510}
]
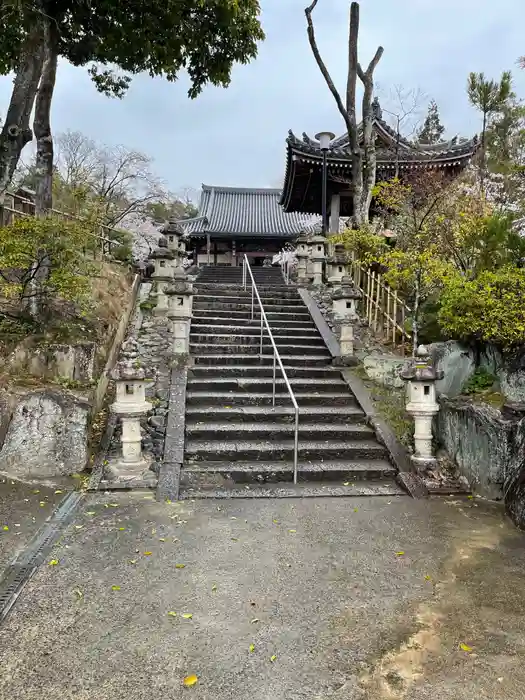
[{"left": 290, "top": 148, "right": 476, "bottom": 170}]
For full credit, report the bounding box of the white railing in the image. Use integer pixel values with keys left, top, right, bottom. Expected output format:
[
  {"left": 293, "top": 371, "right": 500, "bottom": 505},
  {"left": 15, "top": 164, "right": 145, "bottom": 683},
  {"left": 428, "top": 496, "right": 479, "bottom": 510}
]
[{"left": 242, "top": 254, "right": 300, "bottom": 483}]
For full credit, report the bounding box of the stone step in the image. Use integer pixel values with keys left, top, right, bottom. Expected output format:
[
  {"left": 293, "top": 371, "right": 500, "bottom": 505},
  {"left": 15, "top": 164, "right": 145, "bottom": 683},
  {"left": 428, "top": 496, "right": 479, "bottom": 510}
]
[
  {"left": 186, "top": 377, "right": 349, "bottom": 393},
  {"left": 193, "top": 300, "right": 306, "bottom": 314},
  {"left": 192, "top": 354, "right": 332, "bottom": 367},
  {"left": 195, "top": 285, "right": 299, "bottom": 299},
  {"left": 194, "top": 293, "right": 305, "bottom": 306},
  {"left": 189, "top": 365, "right": 341, "bottom": 378},
  {"left": 181, "top": 459, "right": 395, "bottom": 483},
  {"left": 184, "top": 439, "right": 388, "bottom": 461},
  {"left": 189, "top": 333, "right": 327, "bottom": 348},
  {"left": 191, "top": 309, "right": 313, "bottom": 322},
  {"left": 191, "top": 316, "right": 316, "bottom": 328},
  {"left": 185, "top": 422, "right": 373, "bottom": 441},
  {"left": 184, "top": 404, "right": 365, "bottom": 424},
  {"left": 190, "top": 323, "right": 319, "bottom": 338},
  {"left": 190, "top": 342, "right": 330, "bottom": 356},
  {"left": 186, "top": 391, "right": 357, "bottom": 407},
  {"left": 179, "top": 480, "right": 406, "bottom": 499}
]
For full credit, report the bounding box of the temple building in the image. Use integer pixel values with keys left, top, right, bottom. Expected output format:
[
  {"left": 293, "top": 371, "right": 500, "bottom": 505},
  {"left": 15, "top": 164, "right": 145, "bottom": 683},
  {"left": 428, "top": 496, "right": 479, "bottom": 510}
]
[
  {"left": 184, "top": 101, "right": 478, "bottom": 265},
  {"left": 185, "top": 184, "right": 318, "bottom": 266},
  {"left": 279, "top": 99, "right": 479, "bottom": 230}
]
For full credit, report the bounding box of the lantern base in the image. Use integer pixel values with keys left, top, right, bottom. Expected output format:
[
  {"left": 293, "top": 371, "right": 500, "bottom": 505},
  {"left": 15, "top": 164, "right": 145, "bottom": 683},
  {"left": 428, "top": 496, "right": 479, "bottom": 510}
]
[
  {"left": 105, "top": 458, "right": 152, "bottom": 482},
  {"left": 410, "top": 454, "right": 438, "bottom": 474}
]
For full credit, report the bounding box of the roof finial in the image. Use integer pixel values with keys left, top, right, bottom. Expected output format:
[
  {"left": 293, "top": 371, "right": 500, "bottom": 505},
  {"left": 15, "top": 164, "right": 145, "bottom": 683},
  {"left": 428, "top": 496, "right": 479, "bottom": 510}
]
[{"left": 372, "top": 96, "right": 382, "bottom": 121}]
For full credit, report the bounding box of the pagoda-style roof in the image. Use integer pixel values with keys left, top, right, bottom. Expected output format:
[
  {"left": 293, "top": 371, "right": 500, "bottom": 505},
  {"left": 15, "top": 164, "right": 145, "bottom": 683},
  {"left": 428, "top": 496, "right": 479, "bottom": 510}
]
[
  {"left": 280, "top": 100, "right": 479, "bottom": 215},
  {"left": 184, "top": 184, "right": 319, "bottom": 239}
]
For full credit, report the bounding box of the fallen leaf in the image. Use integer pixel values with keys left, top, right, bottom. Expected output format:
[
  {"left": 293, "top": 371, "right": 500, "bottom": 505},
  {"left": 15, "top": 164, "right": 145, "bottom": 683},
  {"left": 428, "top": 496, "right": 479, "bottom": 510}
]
[
  {"left": 49, "top": 559, "right": 59, "bottom": 566},
  {"left": 74, "top": 525, "right": 84, "bottom": 530},
  {"left": 231, "top": 537, "right": 239, "bottom": 542},
  {"left": 396, "top": 551, "right": 405, "bottom": 556},
  {"left": 288, "top": 529, "right": 297, "bottom": 533},
  {"left": 54, "top": 490, "right": 64, "bottom": 494},
  {"left": 230, "top": 516, "right": 237, "bottom": 520},
  {"left": 459, "top": 643, "right": 473, "bottom": 652},
  {"left": 343, "top": 482, "right": 350, "bottom": 486},
  {"left": 143, "top": 495, "right": 154, "bottom": 500},
  {"left": 211, "top": 584, "right": 218, "bottom": 592},
  {"left": 166, "top": 499, "right": 172, "bottom": 505},
  {"left": 74, "top": 589, "right": 83, "bottom": 599},
  {"left": 182, "top": 613, "right": 193, "bottom": 619},
  {"left": 151, "top": 528, "right": 157, "bottom": 535},
  {"left": 129, "top": 559, "right": 137, "bottom": 565},
  {"left": 224, "top": 406, "right": 233, "bottom": 409},
  {"left": 250, "top": 618, "right": 260, "bottom": 624},
  {"left": 167, "top": 611, "right": 177, "bottom": 617},
  {"left": 424, "top": 575, "right": 432, "bottom": 581},
  {"left": 272, "top": 519, "right": 279, "bottom": 524},
  {"left": 249, "top": 644, "right": 255, "bottom": 653},
  {"left": 109, "top": 503, "right": 119, "bottom": 508},
  {"left": 467, "top": 495, "right": 474, "bottom": 500},
  {"left": 39, "top": 501, "right": 46, "bottom": 507},
  {"left": 2, "top": 525, "right": 8, "bottom": 531},
  {"left": 143, "top": 551, "right": 153, "bottom": 556},
  {"left": 159, "top": 538, "right": 166, "bottom": 542},
  {"left": 270, "top": 655, "right": 277, "bottom": 662},
  {"left": 111, "top": 585, "right": 121, "bottom": 591},
  {"left": 175, "top": 563, "right": 186, "bottom": 569},
  {"left": 86, "top": 511, "right": 96, "bottom": 516},
  {"left": 353, "top": 507, "right": 359, "bottom": 513},
  {"left": 32, "top": 489, "right": 40, "bottom": 494},
  {"left": 118, "top": 527, "right": 125, "bottom": 531},
  {"left": 183, "top": 675, "right": 198, "bottom": 687}
]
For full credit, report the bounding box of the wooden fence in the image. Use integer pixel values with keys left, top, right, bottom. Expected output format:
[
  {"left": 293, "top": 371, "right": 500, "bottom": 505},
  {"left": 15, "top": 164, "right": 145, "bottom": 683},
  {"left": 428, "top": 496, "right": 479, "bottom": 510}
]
[
  {"left": 349, "top": 259, "right": 412, "bottom": 354},
  {"left": 0, "top": 191, "right": 120, "bottom": 260}
]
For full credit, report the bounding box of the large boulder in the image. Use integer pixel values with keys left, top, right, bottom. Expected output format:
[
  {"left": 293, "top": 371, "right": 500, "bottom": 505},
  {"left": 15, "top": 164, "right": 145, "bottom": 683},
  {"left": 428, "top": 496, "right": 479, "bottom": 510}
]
[{"left": 0, "top": 389, "right": 90, "bottom": 480}]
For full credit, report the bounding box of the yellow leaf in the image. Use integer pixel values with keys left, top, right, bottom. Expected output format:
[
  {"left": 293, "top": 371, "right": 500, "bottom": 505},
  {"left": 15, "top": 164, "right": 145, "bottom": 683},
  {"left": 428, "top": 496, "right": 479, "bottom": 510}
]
[
  {"left": 111, "top": 585, "right": 121, "bottom": 591},
  {"left": 166, "top": 499, "right": 172, "bottom": 505},
  {"left": 250, "top": 618, "right": 259, "bottom": 624},
  {"left": 459, "top": 643, "right": 473, "bottom": 652},
  {"left": 109, "top": 503, "right": 119, "bottom": 508},
  {"left": 224, "top": 406, "right": 232, "bottom": 409},
  {"left": 49, "top": 559, "right": 59, "bottom": 566},
  {"left": 288, "top": 529, "right": 296, "bottom": 533},
  {"left": 467, "top": 495, "right": 474, "bottom": 500},
  {"left": 39, "top": 501, "right": 46, "bottom": 507},
  {"left": 343, "top": 482, "right": 350, "bottom": 486},
  {"left": 396, "top": 551, "right": 405, "bottom": 556},
  {"left": 32, "top": 489, "right": 40, "bottom": 494},
  {"left": 129, "top": 559, "right": 137, "bottom": 565},
  {"left": 167, "top": 611, "right": 177, "bottom": 617},
  {"left": 183, "top": 675, "right": 198, "bottom": 687},
  {"left": 2, "top": 525, "right": 8, "bottom": 531},
  {"left": 272, "top": 519, "right": 279, "bottom": 524},
  {"left": 353, "top": 508, "right": 359, "bottom": 513},
  {"left": 159, "top": 538, "right": 165, "bottom": 542},
  {"left": 270, "top": 655, "right": 277, "bottom": 662},
  {"left": 231, "top": 537, "right": 239, "bottom": 542},
  {"left": 143, "top": 495, "right": 154, "bottom": 500},
  {"left": 143, "top": 551, "right": 153, "bottom": 556},
  {"left": 118, "top": 527, "right": 125, "bottom": 531},
  {"left": 175, "top": 563, "right": 186, "bottom": 569},
  {"left": 151, "top": 529, "right": 157, "bottom": 535},
  {"left": 74, "top": 589, "right": 83, "bottom": 599},
  {"left": 211, "top": 584, "right": 218, "bottom": 592},
  {"left": 74, "top": 525, "right": 83, "bottom": 530},
  {"left": 424, "top": 575, "right": 432, "bottom": 581},
  {"left": 86, "top": 511, "right": 96, "bottom": 516},
  {"left": 249, "top": 644, "right": 255, "bottom": 652},
  {"left": 182, "top": 613, "right": 193, "bottom": 619}
]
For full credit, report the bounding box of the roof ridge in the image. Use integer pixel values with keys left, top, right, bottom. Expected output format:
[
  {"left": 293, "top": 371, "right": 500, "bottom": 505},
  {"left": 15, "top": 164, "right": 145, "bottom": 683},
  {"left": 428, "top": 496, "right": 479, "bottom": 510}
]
[{"left": 202, "top": 184, "right": 282, "bottom": 195}]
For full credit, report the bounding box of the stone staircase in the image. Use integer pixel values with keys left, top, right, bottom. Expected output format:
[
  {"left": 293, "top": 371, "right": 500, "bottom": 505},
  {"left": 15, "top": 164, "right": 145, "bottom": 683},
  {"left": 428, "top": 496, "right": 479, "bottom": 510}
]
[{"left": 180, "top": 265, "right": 404, "bottom": 497}]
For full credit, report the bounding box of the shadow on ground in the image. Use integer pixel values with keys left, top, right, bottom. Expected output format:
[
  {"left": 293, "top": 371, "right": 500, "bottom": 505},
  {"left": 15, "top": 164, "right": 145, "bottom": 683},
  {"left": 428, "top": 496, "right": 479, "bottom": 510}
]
[{"left": 0, "top": 493, "right": 524, "bottom": 700}]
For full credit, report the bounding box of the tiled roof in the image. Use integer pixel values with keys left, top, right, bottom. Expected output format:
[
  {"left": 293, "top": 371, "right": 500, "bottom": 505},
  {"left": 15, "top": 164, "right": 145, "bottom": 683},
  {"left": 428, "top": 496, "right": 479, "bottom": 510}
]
[{"left": 184, "top": 185, "right": 320, "bottom": 238}]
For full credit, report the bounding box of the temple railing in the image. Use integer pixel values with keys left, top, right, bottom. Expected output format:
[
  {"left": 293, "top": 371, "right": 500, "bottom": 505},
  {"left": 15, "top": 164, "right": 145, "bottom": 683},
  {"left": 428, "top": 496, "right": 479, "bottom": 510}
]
[{"left": 349, "top": 260, "right": 411, "bottom": 354}]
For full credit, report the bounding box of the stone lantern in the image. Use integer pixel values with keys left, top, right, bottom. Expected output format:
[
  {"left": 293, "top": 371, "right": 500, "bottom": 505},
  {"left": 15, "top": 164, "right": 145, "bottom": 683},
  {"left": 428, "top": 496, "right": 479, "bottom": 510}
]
[
  {"left": 332, "top": 276, "right": 362, "bottom": 359},
  {"left": 149, "top": 237, "right": 175, "bottom": 315},
  {"left": 108, "top": 339, "right": 152, "bottom": 481},
  {"left": 400, "top": 345, "right": 444, "bottom": 471},
  {"left": 166, "top": 267, "right": 194, "bottom": 355},
  {"left": 310, "top": 234, "right": 326, "bottom": 286},
  {"left": 163, "top": 219, "right": 188, "bottom": 270},
  {"left": 295, "top": 231, "right": 311, "bottom": 286},
  {"left": 326, "top": 244, "right": 348, "bottom": 284}
]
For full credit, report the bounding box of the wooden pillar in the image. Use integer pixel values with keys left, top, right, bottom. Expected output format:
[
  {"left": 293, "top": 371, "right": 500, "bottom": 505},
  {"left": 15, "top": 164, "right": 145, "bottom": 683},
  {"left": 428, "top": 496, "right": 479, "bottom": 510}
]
[{"left": 206, "top": 234, "right": 211, "bottom": 266}]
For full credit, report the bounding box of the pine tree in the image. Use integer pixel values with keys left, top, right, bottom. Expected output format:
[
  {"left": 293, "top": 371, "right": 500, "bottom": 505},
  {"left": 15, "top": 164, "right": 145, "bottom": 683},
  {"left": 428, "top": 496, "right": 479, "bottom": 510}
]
[{"left": 417, "top": 100, "right": 446, "bottom": 144}]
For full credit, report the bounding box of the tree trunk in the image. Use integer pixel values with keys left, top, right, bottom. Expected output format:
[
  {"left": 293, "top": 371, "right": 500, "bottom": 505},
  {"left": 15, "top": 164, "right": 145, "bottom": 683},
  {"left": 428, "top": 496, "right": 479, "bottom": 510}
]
[
  {"left": 0, "top": 25, "right": 44, "bottom": 203},
  {"left": 34, "top": 21, "right": 58, "bottom": 215},
  {"left": 347, "top": 2, "right": 363, "bottom": 228}
]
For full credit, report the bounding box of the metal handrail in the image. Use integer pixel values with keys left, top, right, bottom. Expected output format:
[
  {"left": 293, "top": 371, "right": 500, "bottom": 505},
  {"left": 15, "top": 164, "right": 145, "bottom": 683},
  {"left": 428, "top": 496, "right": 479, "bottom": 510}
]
[{"left": 242, "top": 254, "right": 300, "bottom": 484}]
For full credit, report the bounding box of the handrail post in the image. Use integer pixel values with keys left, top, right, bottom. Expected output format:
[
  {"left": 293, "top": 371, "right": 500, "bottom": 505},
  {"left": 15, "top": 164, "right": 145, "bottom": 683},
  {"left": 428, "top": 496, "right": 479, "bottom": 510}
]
[
  {"left": 293, "top": 408, "right": 299, "bottom": 485},
  {"left": 260, "top": 312, "right": 264, "bottom": 358},
  {"left": 251, "top": 282, "right": 254, "bottom": 320},
  {"left": 272, "top": 351, "right": 277, "bottom": 407},
  {"left": 242, "top": 257, "right": 246, "bottom": 290}
]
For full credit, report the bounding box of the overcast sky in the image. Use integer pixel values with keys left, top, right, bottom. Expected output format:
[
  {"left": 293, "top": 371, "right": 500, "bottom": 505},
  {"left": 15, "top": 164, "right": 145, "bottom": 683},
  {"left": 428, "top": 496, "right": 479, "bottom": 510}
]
[{"left": 1, "top": 0, "right": 524, "bottom": 199}]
